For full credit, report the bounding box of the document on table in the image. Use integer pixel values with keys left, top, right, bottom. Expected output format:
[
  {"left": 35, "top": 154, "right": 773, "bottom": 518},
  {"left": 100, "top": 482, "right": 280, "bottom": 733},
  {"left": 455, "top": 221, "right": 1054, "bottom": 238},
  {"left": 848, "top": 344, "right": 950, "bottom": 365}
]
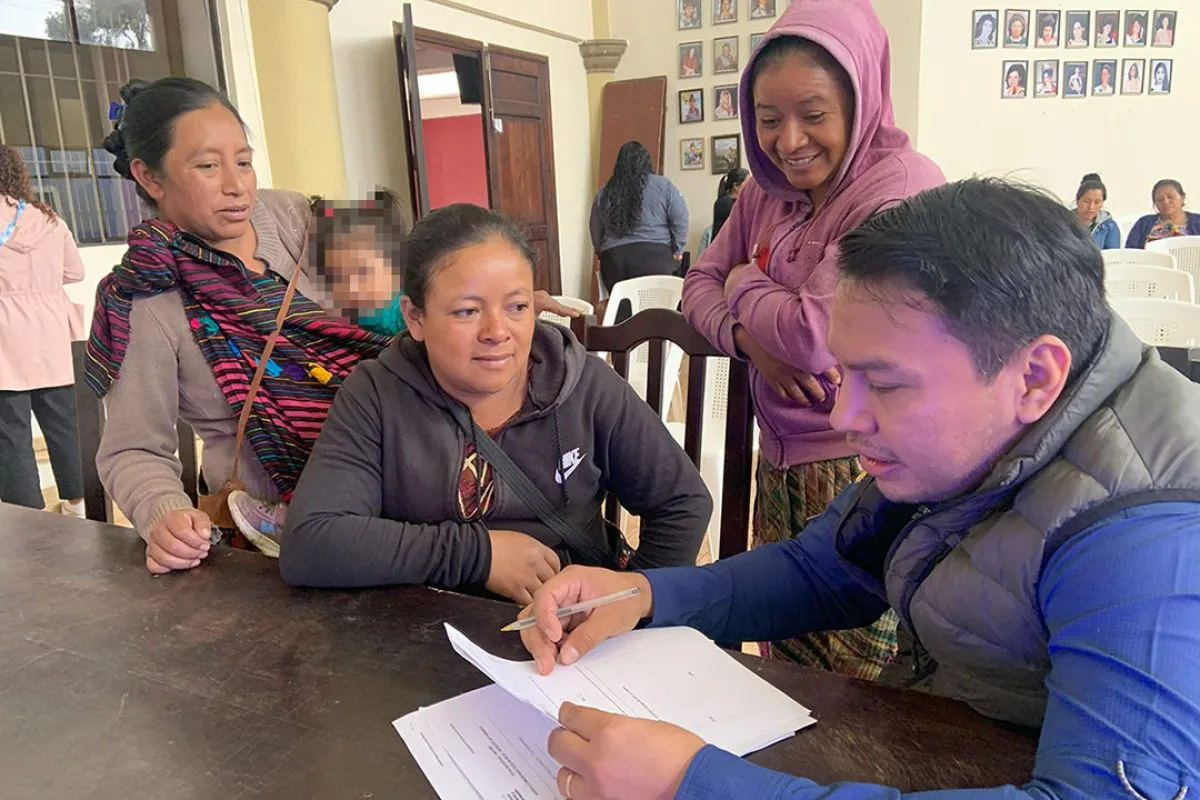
[{"left": 393, "top": 624, "right": 817, "bottom": 800}]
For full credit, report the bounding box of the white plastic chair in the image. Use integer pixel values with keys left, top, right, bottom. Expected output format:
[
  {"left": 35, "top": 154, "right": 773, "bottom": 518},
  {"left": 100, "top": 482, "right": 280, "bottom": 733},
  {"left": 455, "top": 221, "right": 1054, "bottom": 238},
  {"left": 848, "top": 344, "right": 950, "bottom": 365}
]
[
  {"left": 1105, "top": 264, "right": 1195, "bottom": 302},
  {"left": 601, "top": 276, "right": 685, "bottom": 414},
  {"left": 1148, "top": 237, "right": 1200, "bottom": 297},
  {"left": 1101, "top": 248, "right": 1177, "bottom": 271},
  {"left": 538, "top": 296, "right": 594, "bottom": 328},
  {"left": 1110, "top": 297, "right": 1200, "bottom": 347}
]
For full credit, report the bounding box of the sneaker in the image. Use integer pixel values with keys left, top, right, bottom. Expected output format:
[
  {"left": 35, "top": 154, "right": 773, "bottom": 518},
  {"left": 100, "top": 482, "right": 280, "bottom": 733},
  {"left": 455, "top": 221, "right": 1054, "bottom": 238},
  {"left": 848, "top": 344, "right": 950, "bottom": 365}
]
[
  {"left": 228, "top": 490, "right": 285, "bottom": 558},
  {"left": 59, "top": 498, "right": 86, "bottom": 519}
]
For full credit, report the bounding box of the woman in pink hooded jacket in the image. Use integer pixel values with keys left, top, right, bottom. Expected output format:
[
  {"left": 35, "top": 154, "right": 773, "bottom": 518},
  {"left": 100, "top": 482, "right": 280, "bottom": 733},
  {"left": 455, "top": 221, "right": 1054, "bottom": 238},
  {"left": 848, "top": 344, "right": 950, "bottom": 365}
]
[
  {"left": 682, "top": 0, "right": 944, "bottom": 679},
  {"left": 0, "top": 145, "right": 86, "bottom": 516}
]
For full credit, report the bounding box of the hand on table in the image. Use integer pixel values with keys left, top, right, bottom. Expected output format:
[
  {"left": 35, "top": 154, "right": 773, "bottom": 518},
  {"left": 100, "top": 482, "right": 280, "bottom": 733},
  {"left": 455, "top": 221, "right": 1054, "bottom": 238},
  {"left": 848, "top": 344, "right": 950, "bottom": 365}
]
[
  {"left": 734, "top": 325, "right": 841, "bottom": 407},
  {"left": 146, "top": 508, "right": 212, "bottom": 574},
  {"left": 518, "top": 566, "right": 652, "bottom": 675},
  {"left": 534, "top": 290, "right": 582, "bottom": 319},
  {"left": 550, "top": 702, "right": 704, "bottom": 800},
  {"left": 486, "top": 529, "right": 562, "bottom": 605}
]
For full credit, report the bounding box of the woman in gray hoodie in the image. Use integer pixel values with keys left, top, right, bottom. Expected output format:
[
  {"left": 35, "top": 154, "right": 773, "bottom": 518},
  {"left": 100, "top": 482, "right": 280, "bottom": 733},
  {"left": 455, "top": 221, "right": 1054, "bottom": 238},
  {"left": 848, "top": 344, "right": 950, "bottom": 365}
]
[{"left": 281, "top": 205, "right": 711, "bottom": 604}]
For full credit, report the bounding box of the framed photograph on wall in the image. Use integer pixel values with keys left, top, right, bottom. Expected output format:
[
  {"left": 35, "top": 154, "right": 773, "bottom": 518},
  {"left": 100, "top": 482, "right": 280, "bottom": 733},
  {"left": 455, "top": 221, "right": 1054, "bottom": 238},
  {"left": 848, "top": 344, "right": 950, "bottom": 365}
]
[
  {"left": 1034, "top": 10, "right": 1060, "bottom": 46},
  {"left": 749, "top": 0, "right": 776, "bottom": 19},
  {"left": 973, "top": 9, "right": 1000, "bottom": 48},
  {"left": 1092, "top": 59, "right": 1117, "bottom": 94},
  {"left": 1034, "top": 59, "right": 1059, "bottom": 96},
  {"left": 679, "top": 42, "right": 703, "bottom": 78},
  {"left": 1122, "top": 58, "right": 1146, "bottom": 94},
  {"left": 713, "top": 35, "right": 739, "bottom": 73},
  {"left": 1095, "top": 11, "right": 1119, "bottom": 46},
  {"left": 1063, "top": 60, "right": 1089, "bottom": 97},
  {"left": 680, "top": 137, "right": 705, "bottom": 171},
  {"left": 1152, "top": 10, "right": 1177, "bottom": 47},
  {"left": 1003, "top": 9, "right": 1030, "bottom": 46},
  {"left": 679, "top": 88, "right": 704, "bottom": 123},
  {"left": 713, "top": 0, "right": 737, "bottom": 25},
  {"left": 678, "top": 0, "right": 702, "bottom": 30},
  {"left": 1001, "top": 60, "right": 1028, "bottom": 97},
  {"left": 751, "top": 32, "right": 766, "bottom": 51},
  {"left": 1065, "top": 10, "right": 1090, "bottom": 47},
  {"left": 1125, "top": 10, "right": 1149, "bottom": 45},
  {"left": 713, "top": 84, "right": 739, "bottom": 119},
  {"left": 1149, "top": 58, "right": 1173, "bottom": 94},
  {"left": 711, "top": 134, "right": 741, "bottom": 174}
]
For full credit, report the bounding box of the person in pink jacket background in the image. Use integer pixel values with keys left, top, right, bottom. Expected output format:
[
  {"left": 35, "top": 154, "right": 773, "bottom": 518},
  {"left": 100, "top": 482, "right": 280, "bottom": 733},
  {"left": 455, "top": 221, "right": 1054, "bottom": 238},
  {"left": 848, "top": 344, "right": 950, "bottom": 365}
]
[
  {"left": 0, "top": 145, "right": 87, "bottom": 516},
  {"left": 682, "top": 0, "right": 944, "bottom": 678}
]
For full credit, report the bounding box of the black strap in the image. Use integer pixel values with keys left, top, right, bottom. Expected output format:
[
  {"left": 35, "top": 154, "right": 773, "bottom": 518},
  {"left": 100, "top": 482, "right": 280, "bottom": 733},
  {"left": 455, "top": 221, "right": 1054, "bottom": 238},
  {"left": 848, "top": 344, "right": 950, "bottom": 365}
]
[{"left": 450, "top": 407, "right": 613, "bottom": 566}]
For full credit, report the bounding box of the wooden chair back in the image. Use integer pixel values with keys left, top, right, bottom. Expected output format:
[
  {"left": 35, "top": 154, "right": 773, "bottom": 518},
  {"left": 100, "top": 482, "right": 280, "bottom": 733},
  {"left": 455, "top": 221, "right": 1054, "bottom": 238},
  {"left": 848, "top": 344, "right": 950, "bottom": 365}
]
[
  {"left": 572, "top": 310, "right": 755, "bottom": 558},
  {"left": 70, "top": 341, "right": 199, "bottom": 523}
]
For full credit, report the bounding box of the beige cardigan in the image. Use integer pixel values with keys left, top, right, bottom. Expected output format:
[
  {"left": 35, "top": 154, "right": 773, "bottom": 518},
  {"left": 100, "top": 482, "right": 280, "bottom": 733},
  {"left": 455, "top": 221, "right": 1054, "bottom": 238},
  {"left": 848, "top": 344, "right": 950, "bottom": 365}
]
[{"left": 96, "top": 189, "right": 314, "bottom": 538}]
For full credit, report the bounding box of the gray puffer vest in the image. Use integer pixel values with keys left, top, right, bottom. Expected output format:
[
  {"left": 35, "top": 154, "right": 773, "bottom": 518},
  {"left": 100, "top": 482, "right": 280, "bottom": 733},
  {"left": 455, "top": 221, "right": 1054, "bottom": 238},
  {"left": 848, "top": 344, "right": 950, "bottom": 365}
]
[{"left": 832, "top": 316, "right": 1200, "bottom": 728}]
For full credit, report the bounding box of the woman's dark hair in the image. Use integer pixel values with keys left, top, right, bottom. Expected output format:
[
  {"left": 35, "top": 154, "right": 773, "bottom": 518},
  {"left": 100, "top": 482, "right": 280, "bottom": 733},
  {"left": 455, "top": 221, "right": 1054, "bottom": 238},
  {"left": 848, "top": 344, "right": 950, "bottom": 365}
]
[
  {"left": 599, "top": 141, "right": 653, "bottom": 237},
  {"left": 1038, "top": 12, "right": 1056, "bottom": 31},
  {"left": 404, "top": 203, "right": 535, "bottom": 311},
  {"left": 0, "top": 144, "right": 56, "bottom": 218},
  {"left": 309, "top": 188, "right": 408, "bottom": 284},
  {"left": 1153, "top": 179, "right": 1186, "bottom": 202},
  {"left": 101, "top": 77, "right": 245, "bottom": 206},
  {"left": 717, "top": 167, "right": 749, "bottom": 200},
  {"left": 1076, "top": 173, "right": 1106, "bottom": 202},
  {"left": 974, "top": 13, "right": 995, "bottom": 39},
  {"left": 838, "top": 178, "right": 1107, "bottom": 384},
  {"left": 1007, "top": 63, "right": 1027, "bottom": 84},
  {"left": 748, "top": 36, "right": 854, "bottom": 111}
]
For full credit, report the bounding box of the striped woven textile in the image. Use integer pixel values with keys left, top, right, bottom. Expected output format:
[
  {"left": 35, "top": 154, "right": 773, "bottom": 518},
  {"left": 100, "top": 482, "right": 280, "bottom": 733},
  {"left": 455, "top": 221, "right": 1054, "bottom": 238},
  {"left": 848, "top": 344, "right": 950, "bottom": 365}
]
[{"left": 85, "top": 219, "right": 391, "bottom": 498}]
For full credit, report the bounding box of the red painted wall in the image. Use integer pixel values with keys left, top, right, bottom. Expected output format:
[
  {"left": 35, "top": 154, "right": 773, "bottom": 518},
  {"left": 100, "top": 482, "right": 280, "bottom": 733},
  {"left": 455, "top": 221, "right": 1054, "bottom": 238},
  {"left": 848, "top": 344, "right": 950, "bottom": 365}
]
[{"left": 423, "top": 113, "right": 490, "bottom": 209}]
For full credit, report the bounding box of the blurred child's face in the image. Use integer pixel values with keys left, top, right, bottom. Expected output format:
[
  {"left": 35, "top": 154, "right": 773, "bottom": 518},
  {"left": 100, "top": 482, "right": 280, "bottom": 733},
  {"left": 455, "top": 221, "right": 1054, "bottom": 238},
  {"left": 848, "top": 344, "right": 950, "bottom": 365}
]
[{"left": 324, "top": 228, "right": 399, "bottom": 314}]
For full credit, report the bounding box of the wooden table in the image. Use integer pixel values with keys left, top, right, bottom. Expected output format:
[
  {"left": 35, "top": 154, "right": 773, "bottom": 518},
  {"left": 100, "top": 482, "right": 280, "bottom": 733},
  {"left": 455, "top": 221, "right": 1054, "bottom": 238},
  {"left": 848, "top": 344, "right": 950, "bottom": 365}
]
[{"left": 0, "top": 505, "right": 1036, "bottom": 798}]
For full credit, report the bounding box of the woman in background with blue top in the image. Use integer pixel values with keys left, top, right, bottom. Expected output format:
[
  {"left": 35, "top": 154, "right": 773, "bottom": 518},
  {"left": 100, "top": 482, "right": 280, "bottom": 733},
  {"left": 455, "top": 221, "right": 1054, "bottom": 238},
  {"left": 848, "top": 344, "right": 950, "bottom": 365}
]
[
  {"left": 1074, "top": 174, "right": 1120, "bottom": 250},
  {"left": 1127, "top": 179, "right": 1200, "bottom": 248}
]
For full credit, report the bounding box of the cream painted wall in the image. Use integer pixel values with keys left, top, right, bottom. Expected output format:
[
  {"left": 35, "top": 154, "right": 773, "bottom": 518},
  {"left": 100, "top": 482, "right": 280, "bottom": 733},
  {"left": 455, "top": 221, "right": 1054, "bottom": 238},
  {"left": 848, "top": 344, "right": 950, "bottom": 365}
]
[
  {"left": 609, "top": 0, "right": 780, "bottom": 254},
  {"left": 328, "top": 0, "right": 595, "bottom": 297},
  {"left": 871, "top": 0, "right": 923, "bottom": 140},
  {"left": 916, "top": 0, "right": 1193, "bottom": 219}
]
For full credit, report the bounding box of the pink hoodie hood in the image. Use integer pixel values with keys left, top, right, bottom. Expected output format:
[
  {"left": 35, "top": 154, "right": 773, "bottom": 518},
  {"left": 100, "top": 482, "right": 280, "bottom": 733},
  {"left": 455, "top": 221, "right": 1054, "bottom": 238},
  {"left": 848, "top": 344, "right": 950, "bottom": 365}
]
[
  {"left": 739, "top": 0, "right": 915, "bottom": 211},
  {"left": 0, "top": 197, "right": 61, "bottom": 254}
]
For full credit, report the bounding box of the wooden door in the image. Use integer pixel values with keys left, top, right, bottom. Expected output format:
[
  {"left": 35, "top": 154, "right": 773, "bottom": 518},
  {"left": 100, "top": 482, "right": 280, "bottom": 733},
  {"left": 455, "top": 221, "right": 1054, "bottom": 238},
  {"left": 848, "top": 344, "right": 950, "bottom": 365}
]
[
  {"left": 598, "top": 77, "right": 668, "bottom": 180},
  {"left": 483, "top": 46, "right": 561, "bottom": 294},
  {"left": 392, "top": 6, "right": 429, "bottom": 220}
]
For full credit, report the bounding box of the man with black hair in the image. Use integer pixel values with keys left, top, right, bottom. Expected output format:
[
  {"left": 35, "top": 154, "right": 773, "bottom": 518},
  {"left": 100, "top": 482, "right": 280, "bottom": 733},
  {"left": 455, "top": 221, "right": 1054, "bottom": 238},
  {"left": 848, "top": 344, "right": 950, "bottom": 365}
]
[{"left": 520, "top": 178, "right": 1200, "bottom": 799}]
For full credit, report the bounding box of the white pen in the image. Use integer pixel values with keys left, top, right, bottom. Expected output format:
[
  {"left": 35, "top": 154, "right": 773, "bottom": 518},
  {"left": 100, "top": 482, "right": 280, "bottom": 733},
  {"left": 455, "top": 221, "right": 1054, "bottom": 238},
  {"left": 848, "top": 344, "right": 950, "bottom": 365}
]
[{"left": 500, "top": 586, "right": 642, "bottom": 632}]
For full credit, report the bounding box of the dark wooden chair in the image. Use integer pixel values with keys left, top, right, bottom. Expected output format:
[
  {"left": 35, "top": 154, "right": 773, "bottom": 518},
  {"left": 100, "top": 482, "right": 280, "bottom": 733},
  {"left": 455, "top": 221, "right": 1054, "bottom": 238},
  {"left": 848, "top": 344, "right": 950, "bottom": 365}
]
[
  {"left": 1157, "top": 345, "right": 1200, "bottom": 382},
  {"left": 70, "top": 341, "right": 199, "bottom": 523},
  {"left": 571, "top": 309, "right": 755, "bottom": 559}
]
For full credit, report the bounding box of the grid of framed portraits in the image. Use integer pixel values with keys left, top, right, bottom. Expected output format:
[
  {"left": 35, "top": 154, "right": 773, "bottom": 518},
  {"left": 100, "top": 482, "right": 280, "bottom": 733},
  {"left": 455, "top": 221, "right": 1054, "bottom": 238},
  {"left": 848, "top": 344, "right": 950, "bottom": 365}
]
[
  {"left": 976, "top": 9, "right": 1177, "bottom": 98},
  {"left": 678, "top": 0, "right": 781, "bottom": 30}
]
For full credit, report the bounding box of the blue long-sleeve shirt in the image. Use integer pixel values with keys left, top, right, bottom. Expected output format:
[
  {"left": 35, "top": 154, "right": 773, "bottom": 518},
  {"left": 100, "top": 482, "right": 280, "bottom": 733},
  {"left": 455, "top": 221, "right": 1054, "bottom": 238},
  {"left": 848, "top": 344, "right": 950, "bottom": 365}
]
[
  {"left": 645, "top": 493, "right": 1200, "bottom": 800},
  {"left": 1125, "top": 212, "right": 1200, "bottom": 248}
]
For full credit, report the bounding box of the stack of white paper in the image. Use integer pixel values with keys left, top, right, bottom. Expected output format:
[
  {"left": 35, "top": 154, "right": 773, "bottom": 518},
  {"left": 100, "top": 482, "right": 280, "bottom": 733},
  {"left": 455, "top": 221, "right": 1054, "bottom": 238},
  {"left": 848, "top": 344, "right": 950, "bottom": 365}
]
[{"left": 394, "top": 624, "right": 816, "bottom": 800}]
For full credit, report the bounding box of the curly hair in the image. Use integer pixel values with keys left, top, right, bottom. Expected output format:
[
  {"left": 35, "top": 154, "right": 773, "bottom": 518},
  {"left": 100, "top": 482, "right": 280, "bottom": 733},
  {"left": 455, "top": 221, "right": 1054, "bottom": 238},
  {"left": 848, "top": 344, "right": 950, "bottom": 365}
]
[
  {"left": 599, "top": 141, "right": 653, "bottom": 237},
  {"left": 0, "top": 145, "right": 57, "bottom": 218}
]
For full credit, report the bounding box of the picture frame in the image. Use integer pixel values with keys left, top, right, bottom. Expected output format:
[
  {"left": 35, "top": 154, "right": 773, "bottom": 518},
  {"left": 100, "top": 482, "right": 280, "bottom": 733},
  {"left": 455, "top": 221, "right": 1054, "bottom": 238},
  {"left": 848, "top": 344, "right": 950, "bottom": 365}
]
[
  {"left": 973, "top": 9, "right": 1000, "bottom": 49},
  {"left": 1094, "top": 10, "right": 1120, "bottom": 47},
  {"left": 711, "top": 134, "right": 741, "bottom": 174},
  {"left": 1121, "top": 58, "right": 1146, "bottom": 94},
  {"left": 1065, "top": 10, "right": 1090, "bottom": 48},
  {"left": 679, "top": 88, "right": 704, "bottom": 123},
  {"left": 680, "top": 137, "right": 706, "bottom": 171},
  {"left": 1034, "top": 10, "right": 1060, "bottom": 47},
  {"left": 750, "top": 32, "right": 766, "bottom": 51},
  {"left": 1033, "top": 59, "right": 1060, "bottom": 97},
  {"left": 713, "top": 83, "right": 739, "bottom": 120},
  {"left": 1092, "top": 59, "right": 1117, "bottom": 95},
  {"left": 1003, "top": 9, "right": 1030, "bottom": 46},
  {"left": 1124, "top": 10, "right": 1149, "bottom": 46},
  {"left": 1152, "top": 10, "right": 1177, "bottom": 47},
  {"left": 1149, "top": 58, "right": 1173, "bottom": 95},
  {"left": 1001, "top": 60, "right": 1029, "bottom": 97},
  {"left": 713, "top": 35, "right": 740, "bottom": 73},
  {"left": 748, "top": 0, "right": 776, "bottom": 20},
  {"left": 713, "top": 0, "right": 738, "bottom": 25},
  {"left": 677, "top": 0, "right": 703, "bottom": 30},
  {"left": 678, "top": 41, "right": 703, "bottom": 79},
  {"left": 1063, "top": 60, "right": 1089, "bottom": 97}
]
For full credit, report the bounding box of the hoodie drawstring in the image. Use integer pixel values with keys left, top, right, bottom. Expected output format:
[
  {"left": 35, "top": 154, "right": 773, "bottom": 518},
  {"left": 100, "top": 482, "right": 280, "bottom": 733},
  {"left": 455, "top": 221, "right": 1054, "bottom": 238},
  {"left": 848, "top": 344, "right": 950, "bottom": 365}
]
[{"left": 552, "top": 411, "right": 569, "bottom": 508}]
